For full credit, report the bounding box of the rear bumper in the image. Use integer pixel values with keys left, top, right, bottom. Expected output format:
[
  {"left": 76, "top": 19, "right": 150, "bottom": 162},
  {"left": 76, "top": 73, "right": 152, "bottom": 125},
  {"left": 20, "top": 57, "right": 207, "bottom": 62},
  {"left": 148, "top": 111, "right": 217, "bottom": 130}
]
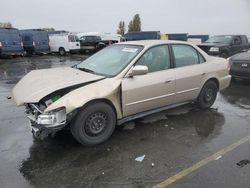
[
  {"left": 230, "top": 68, "right": 250, "bottom": 79},
  {"left": 80, "top": 46, "right": 95, "bottom": 50},
  {"left": 219, "top": 75, "right": 232, "bottom": 90},
  {"left": 0, "top": 49, "right": 23, "bottom": 56},
  {"left": 24, "top": 47, "right": 50, "bottom": 54},
  {"left": 69, "top": 49, "right": 80, "bottom": 53}
]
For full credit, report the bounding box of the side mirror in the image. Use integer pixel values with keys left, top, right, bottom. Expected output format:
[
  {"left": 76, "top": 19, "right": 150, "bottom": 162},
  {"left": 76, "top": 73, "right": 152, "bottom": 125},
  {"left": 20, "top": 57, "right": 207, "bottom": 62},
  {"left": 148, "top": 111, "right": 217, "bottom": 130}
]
[{"left": 128, "top": 65, "right": 148, "bottom": 77}]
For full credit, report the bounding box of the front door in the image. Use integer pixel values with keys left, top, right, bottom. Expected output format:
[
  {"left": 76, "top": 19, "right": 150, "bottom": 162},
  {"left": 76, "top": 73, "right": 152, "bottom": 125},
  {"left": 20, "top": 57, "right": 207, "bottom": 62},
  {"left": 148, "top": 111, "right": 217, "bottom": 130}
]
[{"left": 122, "top": 45, "right": 175, "bottom": 117}]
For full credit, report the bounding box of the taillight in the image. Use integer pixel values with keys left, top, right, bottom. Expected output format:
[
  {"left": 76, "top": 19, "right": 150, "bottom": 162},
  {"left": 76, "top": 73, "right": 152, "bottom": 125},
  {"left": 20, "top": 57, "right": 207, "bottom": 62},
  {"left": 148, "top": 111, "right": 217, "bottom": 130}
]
[
  {"left": 227, "top": 59, "right": 231, "bottom": 73},
  {"left": 0, "top": 41, "right": 2, "bottom": 48},
  {"left": 32, "top": 41, "right": 35, "bottom": 47}
]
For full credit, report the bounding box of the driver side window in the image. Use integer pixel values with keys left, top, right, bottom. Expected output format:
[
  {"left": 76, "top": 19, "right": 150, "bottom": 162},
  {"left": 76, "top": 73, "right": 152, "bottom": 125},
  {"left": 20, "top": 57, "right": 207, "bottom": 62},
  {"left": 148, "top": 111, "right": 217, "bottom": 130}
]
[{"left": 136, "top": 45, "right": 170, "bottom": 73}]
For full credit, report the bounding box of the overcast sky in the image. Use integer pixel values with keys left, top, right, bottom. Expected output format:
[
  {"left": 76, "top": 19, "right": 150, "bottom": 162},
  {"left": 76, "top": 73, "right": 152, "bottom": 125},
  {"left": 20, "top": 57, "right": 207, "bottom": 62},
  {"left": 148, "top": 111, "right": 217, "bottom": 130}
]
[{"left": 2, "top": 0, "right": 250, "bottom": 36}]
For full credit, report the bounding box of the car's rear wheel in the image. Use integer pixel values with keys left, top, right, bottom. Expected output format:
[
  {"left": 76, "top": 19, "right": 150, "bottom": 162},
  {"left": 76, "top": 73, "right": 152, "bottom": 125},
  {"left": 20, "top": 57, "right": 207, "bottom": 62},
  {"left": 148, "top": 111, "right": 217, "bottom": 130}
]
[
  {"left": 197, "top": 81, "right": 218, "bottom": 109},
  {"left": 70, "top": 102, "right": 116, "bottom": 146},
  {"left": 59, "top": 47, "right": 66, "bottom": 56}
]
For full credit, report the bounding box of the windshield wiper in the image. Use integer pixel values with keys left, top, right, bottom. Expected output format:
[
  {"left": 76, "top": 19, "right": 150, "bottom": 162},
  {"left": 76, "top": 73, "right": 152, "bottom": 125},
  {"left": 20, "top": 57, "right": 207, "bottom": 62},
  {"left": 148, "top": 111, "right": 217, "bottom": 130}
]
[{"left": 77, "top": 67, "right": 95, "bottom": 73}]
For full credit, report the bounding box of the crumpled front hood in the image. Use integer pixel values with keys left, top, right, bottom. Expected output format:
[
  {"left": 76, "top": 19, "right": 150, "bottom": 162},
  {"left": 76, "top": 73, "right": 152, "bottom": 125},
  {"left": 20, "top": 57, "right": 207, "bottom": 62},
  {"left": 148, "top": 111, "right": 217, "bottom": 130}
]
[{"left": 12, "top": 67, "right": 104, "bottom": 106}]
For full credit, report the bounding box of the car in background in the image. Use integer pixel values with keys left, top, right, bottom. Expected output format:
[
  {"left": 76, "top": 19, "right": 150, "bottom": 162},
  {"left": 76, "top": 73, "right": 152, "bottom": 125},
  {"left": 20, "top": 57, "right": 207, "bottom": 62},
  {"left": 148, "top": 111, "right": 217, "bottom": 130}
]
[
  {"left": 48, "top": 31, "right": 80, "bottom": 55},
  {"left": 20, "top": 29, "right": 50, "bottom": 55},
  {"left": 78, "top": 35, "right": 106, "bottom": 54},
  {"left": 12, "top": 40, "right": 231, "bottom": 146},
  {"left": 198, "top": 35, "right": 250, "bottom": 58},
  {"left": 124, "top": 31, "right": 160, "bottom": 41},
  {"left": 229, "top": 49, "right": 250, "bottom": 79},
  {"left": 0, "top": 28, "right": 23, "bottom": 57}
]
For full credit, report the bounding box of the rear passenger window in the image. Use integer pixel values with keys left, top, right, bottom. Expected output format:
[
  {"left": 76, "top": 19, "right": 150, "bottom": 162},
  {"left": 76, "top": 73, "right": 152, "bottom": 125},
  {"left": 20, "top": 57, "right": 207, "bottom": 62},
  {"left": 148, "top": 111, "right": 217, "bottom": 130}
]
[{"left": 172, "top": 45, "right": 200, "bottom": 68}]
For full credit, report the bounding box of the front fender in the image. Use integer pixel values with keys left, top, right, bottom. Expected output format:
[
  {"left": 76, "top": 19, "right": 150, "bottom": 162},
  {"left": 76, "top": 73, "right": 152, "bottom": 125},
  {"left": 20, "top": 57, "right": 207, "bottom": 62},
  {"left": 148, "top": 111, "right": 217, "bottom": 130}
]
[{"left": 44, "top": 78, "right": 122, "bottom": 119}]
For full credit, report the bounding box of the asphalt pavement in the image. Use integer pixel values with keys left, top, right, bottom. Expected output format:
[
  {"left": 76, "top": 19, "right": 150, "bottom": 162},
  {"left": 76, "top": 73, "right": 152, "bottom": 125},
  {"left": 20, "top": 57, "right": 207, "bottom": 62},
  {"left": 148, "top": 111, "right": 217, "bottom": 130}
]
[{"left": 0, "top": 55, "right": 250, "bottom": 188}]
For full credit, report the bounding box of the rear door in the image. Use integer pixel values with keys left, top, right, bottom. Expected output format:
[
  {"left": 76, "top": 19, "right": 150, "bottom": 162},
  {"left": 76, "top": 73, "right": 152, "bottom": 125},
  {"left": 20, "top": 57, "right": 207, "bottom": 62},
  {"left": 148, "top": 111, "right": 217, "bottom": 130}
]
[
  {"left": 231, "top": 36, "right": 243, "bottom": 55},
  {"left": 171, "top": 44, "right": 207, "bottom": 103},
  {"left": 1, "top": 29, "right": 22, "bottom": 54},
  {"left": 122, "top": 45, "right": 175, "bottom": 117},
  {"left": 39, "top": 32, "right": 49, "bottom": 51},
  {"left": 69, "top": 35, "right": 80, "bottom": 50}
]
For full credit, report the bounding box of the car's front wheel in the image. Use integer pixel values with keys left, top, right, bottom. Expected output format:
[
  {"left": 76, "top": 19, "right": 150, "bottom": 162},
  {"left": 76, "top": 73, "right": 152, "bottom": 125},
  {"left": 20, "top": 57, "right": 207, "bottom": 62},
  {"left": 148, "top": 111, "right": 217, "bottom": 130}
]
[
  {"left": 197, "top": 81, "right": 218, "bottom": 109},
  {"left": 70, "top": 102, "right": 116, "bottom": 146}
]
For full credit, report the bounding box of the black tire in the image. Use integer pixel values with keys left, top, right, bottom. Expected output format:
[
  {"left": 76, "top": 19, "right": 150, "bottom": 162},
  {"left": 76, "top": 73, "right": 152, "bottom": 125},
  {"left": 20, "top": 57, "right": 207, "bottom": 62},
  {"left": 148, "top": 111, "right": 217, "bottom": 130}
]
[
  {"left": 220, "top": 52, "right": 229, "bottom": 59},
  {"left": 197, "top": 81, "right": 218, "bottom": 109},
  {"left": 70, "top": 102, "right": 116, "bottom": 146},
  {"left": 59, "top": 47, "right": 66, "bottom": 56}
]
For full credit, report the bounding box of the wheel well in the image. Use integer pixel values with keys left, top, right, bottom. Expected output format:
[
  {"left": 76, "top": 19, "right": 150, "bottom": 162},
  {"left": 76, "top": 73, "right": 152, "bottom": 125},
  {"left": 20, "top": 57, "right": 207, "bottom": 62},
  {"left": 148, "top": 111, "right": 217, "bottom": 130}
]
[
  {"left": 205, "top": 78, "right": 219, "bottom": 89},
  {"left": 221, "top": 50, "right": 229, "bottom": 56},
  {"left": 80, "top": 99, "right": 117, "bottom": 118}
]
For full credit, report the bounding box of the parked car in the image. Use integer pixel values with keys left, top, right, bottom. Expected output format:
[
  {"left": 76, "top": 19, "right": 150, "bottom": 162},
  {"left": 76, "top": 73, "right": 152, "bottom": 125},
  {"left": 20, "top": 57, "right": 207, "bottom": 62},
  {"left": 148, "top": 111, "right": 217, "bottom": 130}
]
[
  {"left": 229, "top": 49, "right": 250, "bottom": 79},
  {"left": 78, "top": 35, "right": 106, "bottom": 54},
  {"left": 49, "top": 32, "right": 80, "bottom": 55},
  {"left": 123, "top": 31, "right": 161, "bottom": 41},
  {"left": 198, "top": 35, "right": 250, "bottom": 58},
  {"left": 20, "top": 29, "right": 50, "bottom": 55},
  {"left": 12, "top": 40, "right": 231, "bottom": 145},
  {"left": 0, "top": 28, "right": 23, "bottom": 57}
]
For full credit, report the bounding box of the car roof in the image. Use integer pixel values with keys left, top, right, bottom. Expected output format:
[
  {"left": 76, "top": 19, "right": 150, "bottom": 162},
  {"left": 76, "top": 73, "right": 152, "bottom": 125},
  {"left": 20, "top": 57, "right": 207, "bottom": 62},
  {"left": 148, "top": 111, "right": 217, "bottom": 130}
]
[{"left": 119, "top": 40, "right": 191, "bottom": 47}]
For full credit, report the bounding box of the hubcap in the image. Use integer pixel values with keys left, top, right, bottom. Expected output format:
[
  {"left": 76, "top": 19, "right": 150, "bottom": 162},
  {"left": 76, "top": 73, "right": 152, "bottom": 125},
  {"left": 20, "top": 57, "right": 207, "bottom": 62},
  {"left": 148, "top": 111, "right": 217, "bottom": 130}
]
[
  {"left": 85, "top": 112, "right": 107, "bottom": 136},
  {"left": 204, "top": 88, "right": 213, "bottom": 102}
]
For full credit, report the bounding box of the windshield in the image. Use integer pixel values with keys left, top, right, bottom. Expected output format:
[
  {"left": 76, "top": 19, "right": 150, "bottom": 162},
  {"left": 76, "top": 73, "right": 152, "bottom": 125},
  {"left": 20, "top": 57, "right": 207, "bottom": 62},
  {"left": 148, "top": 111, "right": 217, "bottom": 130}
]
[
  {"left": 205, "top": 36, "right": 233, "bottom": 44},
  {"left": 76, "top": 44, "right": 143, "bottom": 76}
]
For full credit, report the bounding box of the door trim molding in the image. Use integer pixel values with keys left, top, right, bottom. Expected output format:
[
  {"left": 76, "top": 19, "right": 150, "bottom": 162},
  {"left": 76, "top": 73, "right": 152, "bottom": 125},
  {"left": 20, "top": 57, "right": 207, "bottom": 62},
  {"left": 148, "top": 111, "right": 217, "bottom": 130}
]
[{"left": 125, "top": 93, "right": 175, "bottom": 106}]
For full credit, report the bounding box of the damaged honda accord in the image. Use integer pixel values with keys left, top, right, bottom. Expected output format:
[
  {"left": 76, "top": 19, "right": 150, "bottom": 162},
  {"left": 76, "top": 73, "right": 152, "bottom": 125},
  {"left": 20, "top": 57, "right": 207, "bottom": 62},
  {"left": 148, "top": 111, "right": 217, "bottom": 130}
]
[{"left": 12, "top": 40, "right": 231, "bottom": 146}]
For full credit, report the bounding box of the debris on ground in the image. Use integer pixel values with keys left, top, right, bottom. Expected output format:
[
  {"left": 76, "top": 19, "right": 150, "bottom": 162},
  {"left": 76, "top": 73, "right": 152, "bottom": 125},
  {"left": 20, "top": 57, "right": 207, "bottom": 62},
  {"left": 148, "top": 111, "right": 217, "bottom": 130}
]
[
  {"left": 170, "top": 127, "right": 174, "bottom": 130},
  {"left": 151, "top": 163, "right": 155, "bottom": 167},
  {"left": 102, "top": 172, "right": 105, "bottom": 175},
  {"left": 107, "top": 148, "right": 111, "bottom": 152},
  {"left": 122, "top": 122, "right": 135, "bottom": 130},
  {"left": 135, "top": 155, "right": 145, "bottom": 162},
  {"left": 215, "top": 155, "right": 222, "bottom": 160},
  {"left": 163, "top": 124, "right": 169, "bottom": 128},
  {"left": 6, "top": 96, "right": 11, "bottom": 99},
  {"left": 237, "top": 160, "right": 250, "bottom": 168}
]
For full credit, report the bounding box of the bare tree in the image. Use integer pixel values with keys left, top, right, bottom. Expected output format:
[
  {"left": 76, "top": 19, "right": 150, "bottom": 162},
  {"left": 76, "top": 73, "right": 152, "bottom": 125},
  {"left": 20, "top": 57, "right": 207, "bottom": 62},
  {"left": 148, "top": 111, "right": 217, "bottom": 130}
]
[
  {"left": 117, "top": 21, "right": 126, "bottom": 35},
  {"left": 0, "top": 22, "right": 13, "bottom": 28},
  {"left": 128, "top": 14, "right": 141, "bottom": 32}
]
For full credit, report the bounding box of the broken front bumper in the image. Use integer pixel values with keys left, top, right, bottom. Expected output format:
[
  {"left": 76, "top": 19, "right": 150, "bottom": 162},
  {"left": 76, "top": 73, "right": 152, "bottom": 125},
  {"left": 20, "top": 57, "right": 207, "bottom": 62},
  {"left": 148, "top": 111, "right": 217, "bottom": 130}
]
[{"left": 25, "top": 104, "right": 68, "bottom": 139}]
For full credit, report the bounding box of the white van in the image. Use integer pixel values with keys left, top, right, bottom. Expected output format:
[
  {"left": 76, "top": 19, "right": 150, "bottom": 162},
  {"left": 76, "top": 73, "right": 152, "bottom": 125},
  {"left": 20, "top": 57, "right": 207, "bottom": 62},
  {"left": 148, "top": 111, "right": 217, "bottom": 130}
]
[{"left": 49, "top": 32, "right": 80, "bottom": 55}]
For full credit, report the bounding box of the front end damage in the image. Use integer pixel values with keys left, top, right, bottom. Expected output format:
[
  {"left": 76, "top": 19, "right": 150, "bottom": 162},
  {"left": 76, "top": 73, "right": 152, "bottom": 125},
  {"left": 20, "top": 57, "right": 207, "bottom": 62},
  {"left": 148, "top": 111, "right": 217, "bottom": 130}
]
[{"left": 25, "top": 102, "right": 76, "bottom": 139}]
